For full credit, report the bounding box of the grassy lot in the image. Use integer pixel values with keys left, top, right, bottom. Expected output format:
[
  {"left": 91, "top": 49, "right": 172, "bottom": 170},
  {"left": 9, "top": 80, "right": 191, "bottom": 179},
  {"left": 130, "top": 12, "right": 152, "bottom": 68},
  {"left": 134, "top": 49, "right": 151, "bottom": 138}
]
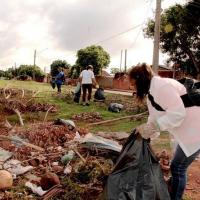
[
  {"left": 1, "top": 80, "right": 194, "bottom": 200},
  {"left": 0, "top": 80, "right": 147, "bottom": 132},
  {"left": 0, "top": 80, "right": 171, "bottom": 151},
  {"left": 0, "top": 80, "right": 170, "bottom": 148}
]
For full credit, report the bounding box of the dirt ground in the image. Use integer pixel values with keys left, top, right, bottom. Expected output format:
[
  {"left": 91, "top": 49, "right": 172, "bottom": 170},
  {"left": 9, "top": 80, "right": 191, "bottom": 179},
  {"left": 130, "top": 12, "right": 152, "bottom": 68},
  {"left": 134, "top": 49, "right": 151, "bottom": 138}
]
[
  {"left": 0, "top": 87, "right": 199, "bottom": 199},
  {"left": 184, "top": 159, "right": 200, "bottom": 200}
]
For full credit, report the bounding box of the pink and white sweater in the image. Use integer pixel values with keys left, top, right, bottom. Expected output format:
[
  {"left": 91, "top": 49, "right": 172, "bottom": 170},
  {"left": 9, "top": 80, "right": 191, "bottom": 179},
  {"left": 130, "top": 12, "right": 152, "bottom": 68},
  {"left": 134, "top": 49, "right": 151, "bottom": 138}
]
[{"left": 147, "top": 76, "right": 200, "bottom": 157}]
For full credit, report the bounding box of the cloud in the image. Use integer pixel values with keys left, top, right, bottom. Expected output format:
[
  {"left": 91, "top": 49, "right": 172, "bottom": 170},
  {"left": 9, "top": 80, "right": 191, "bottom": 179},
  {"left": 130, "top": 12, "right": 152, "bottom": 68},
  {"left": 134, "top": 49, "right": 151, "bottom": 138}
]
[{"left": 0, "top": 0, "right": 188, "bottom": 70}]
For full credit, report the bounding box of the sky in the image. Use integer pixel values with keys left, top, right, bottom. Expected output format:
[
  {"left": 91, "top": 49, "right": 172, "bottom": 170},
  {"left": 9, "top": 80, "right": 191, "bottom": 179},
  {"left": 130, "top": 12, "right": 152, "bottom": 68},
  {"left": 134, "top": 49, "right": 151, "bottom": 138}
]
[{"left": 0, "top": 0, "right": 188, "bottom": 72}]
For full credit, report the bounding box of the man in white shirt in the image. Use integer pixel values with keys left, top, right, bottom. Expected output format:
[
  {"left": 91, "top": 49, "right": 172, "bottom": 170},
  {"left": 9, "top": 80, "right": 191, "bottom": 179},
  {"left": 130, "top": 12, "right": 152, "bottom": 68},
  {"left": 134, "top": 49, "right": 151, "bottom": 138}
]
[{"left": 79, "top": 65, "right": 98, "bottom": 106}]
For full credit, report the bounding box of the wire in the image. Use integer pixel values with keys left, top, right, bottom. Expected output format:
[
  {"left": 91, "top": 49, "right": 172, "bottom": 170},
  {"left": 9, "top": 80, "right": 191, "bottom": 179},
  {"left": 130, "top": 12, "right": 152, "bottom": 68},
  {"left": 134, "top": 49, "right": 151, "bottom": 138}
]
[
  {"left": 93, "top": 23, "right": 143, "bottom": 45},
  {"left": 65, "top": 23, "right": 143, "bottom": 58},
  {"left": 128, "top": 0, "right": 153, "bottom": 50}
]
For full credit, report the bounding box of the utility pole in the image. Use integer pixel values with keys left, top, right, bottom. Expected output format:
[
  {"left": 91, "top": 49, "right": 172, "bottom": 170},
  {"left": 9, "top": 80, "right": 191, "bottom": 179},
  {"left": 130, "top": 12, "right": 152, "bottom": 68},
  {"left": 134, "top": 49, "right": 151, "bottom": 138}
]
[
  {"left": 34, "top": 49, "right": 36, "bottom": 67},
  {"left": 33, "top": 49, "right": 36, "bottom": 81},
  {"left": 124, "top": 49, "right": 127, "bottom": 72},
  {"left": 152, "top": 0, "right": 161, "bottom": 73},
  {"left": 120, "top": 50, "right": 123, "bottom": 72}
]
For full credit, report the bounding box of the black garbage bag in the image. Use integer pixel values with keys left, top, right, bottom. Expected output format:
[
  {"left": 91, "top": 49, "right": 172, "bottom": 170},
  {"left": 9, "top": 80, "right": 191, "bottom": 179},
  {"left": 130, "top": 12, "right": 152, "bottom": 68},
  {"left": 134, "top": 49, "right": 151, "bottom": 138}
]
[
  {"left": 74, "top": 82, "right": 81, "bottom": 103},
  {"left": 50, "top": 79, "right": 56, "bottom": 89},
  {"left": 102, "top": 130, "right": 170, "bottom": 200},
  {"left": 94, "top": 88, "right": 106, "bottom": 101},
  {"left": 108, "top": 103, "right": 124, "bottom": 113}
]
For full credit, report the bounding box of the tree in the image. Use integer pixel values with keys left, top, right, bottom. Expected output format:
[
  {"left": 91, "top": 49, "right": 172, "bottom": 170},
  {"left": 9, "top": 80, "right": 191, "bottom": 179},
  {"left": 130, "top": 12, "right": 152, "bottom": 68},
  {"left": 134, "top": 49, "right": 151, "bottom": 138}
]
[
  {"left": 110, "top": 67, "right": 120, "bottom": 75},
  {"left": 17, "top": 65, "right": 45, "bottom": 79},
  {"left": 76, "top": 45, "right": 110, "bottom": 75},
  {"left": 50, "top": 60, "right": 70, "bottom": 77},
  {"left": 68, "top": 64, "right": 81, "bottom": 79},
  {"left": 144, "top": 2, "right": 200, "bottom": 77},
  {"left": 0, "top": 70, "right": 5, "bottom": 77}
]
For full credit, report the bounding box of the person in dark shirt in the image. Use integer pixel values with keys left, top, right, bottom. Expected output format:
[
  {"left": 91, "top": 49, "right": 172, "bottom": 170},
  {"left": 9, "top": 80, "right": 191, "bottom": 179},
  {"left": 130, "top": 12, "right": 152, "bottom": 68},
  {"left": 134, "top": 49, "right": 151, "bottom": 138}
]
[{"left": 55, "top": 67, "right": 65, "bottom": 93}]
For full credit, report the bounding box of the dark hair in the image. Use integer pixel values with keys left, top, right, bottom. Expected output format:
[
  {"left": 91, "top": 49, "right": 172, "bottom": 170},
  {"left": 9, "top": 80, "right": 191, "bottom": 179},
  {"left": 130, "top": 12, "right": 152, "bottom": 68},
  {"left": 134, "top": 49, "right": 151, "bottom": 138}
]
[
  {"left": 87, "top": 65, "right": 93, "bottom": 70},
  {"left": 129, "top": 63, "right": 153, "bottom": 100}
]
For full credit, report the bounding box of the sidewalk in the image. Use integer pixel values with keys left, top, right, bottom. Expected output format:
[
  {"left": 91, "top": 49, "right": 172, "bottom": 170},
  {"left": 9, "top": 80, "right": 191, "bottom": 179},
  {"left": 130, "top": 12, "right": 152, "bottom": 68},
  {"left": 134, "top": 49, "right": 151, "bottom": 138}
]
[{"left": 104, "top": 89, "right": 132, "bottom": 96}]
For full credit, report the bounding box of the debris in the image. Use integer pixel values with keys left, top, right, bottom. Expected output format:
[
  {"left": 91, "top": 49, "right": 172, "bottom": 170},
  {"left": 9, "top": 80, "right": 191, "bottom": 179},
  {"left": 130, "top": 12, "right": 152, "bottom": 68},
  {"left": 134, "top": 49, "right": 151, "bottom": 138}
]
[
  {"left": 52, "top": 165, "right": 64, "bottom": 174},
  {"left": 72, "top": 148, "right": 86, "bottom": 163},
  {"left": 54, "top": 118, "right": 76, "bottom": 130},
  {"left": 64, "top": 164, "right": 72, "bottom": 174},
  {"left": 42, "top": 184, "right": 63, "bottom": 200},
  {"left": 96, "top": 131, "right": 129, "bottom": 141},
  {"left": 13, "top": 108, "right": 24, "bottom": 126},
  {"left": 25, "top": 182, "right": 47, "bottom": 196},
  {"left": 43, "top": 106, "right": 54, "bottom": 122},
  {"left": 80, "top": 133, "right": 122, "bottom": 153},
  {"left": 0, "top": 148, "right": 13, "bottom": 163},
  {"left": 0, "top": 135, "right": 44, "bottom": 152},
  {"left": 108, "top": 103, "right": 124, "bottom": 112},
  {"left": 3, "top": 159, "right": 33, "bottom": 176},
  {"left": 88, "top": 111, "right": 148, "bottom": 126},
  {"left": 61, "top": 150, "right": 75, "bottom": 165},
  {"left": 19, "top": 122, "right": 76, "bottom": 148},
  {"left": 40, "top": 172, "right": 60, "bottom": 191},
  {"left": 4, "top": 119, "right": 13, "bottom": 129},
  {"left": 71, "top": 112, "right": 102, "bottom": 123},
  {"left": 0, "top": 170, "right": 13, "bottom": 189}
]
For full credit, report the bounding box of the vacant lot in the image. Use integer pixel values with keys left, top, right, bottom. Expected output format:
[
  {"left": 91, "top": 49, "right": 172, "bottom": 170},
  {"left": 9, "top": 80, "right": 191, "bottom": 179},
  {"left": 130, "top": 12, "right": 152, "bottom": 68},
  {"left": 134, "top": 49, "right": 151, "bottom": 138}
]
[{"left": 0, "top": 80, "right": 199, "bottom": 200}]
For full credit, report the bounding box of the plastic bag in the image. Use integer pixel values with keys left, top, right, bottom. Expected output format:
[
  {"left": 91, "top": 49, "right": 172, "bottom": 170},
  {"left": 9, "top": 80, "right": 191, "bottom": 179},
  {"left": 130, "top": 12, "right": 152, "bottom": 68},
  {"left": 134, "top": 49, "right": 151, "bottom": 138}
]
[
  {"left": 102, "top": 130, "right": 170, "bottom": 200},
  {"left": 74, "top": 82, "right": 81, "bottom": 103},
  {"left": 94, "top": 88, "right": 105, "bottom": 101}
]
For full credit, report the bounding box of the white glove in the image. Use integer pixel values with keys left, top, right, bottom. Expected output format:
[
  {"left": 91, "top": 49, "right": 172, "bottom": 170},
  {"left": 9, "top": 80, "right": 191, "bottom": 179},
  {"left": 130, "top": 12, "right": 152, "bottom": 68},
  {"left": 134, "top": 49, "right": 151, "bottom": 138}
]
[{"left": 136, "top": 122, "right": 160, "bottom": 139}]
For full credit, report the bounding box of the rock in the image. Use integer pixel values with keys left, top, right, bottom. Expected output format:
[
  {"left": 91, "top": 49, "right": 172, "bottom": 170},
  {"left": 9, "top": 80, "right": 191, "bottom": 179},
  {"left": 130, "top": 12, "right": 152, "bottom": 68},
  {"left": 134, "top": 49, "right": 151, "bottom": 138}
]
[
  {"left": 29, "top": 158, "right": 40, "bottom": 167},
  {"left": 40, "top": 172, "right": 60, "bottom": 190},
  {"left": 52, "top": 165, "right": 64, "bottom": 174},
  {"left": 0, "top": 170, "right": 13, "bottom": 189}
]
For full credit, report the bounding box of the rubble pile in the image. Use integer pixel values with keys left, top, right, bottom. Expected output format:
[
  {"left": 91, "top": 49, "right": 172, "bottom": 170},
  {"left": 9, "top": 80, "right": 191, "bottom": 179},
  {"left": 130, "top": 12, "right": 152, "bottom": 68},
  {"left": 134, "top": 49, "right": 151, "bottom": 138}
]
[
  {"left": 71, "top": 112, "right": 102, "bottom": 123},
  {"left": 26, "top": 103, "right": 57, "bottom": 113},
  {"left": 1, "top": 99, "right": 57, "bottom": 114},
  {"left": 0, "top": 121, "right": 174, "bottom": 200},
  {"left": 0, "top": 88, "right": 32, "bottom": 98},
  {"left": 104, "top": 95, "right": 147, "bottom": 114},
  {"left": 0, "top": 87, "right": 57, "bottom": 115},
  {"left": 19, "top": 123, "right": 77, "bottom": 148},
  {"left": 0, "top": 121, "right": 117, "bottom": 199},
  {"left": 0, "top": 98, "right": 26, "bottom": 113}
]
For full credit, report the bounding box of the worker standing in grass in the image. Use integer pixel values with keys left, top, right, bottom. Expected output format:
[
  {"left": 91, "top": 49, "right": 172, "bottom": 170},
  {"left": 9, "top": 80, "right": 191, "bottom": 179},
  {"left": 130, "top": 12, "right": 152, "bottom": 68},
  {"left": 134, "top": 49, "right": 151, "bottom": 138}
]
[
  {"left": 79, "top": 65, "right": 98, "bottom": 106},
  {"left": 128, "top": 63, "right": 200, "bottom": 200},
  {"left": 55, "top": 67, "right": 65, "bottom": 93}
]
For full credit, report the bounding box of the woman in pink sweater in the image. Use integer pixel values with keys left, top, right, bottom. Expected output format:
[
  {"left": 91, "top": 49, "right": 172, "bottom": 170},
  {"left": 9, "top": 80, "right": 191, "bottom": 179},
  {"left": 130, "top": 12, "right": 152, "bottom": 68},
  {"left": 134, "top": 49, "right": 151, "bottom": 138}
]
[{"left": 129, "top": 63, "right": 200, "bottom": 200}]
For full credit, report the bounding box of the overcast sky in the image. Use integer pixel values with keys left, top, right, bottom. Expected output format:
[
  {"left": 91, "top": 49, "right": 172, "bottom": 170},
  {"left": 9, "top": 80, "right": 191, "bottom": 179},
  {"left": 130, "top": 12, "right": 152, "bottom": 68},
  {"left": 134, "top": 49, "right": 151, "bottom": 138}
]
[{"left": 0, "top": 0, "right": 187, "bottom": 72}]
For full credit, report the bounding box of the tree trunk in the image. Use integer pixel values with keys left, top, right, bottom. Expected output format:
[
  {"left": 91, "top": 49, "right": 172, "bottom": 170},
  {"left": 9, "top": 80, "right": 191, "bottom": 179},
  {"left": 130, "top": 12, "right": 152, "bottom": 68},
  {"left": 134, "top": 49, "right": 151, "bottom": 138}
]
[
  {"left": 187, "top": 51, "right": 200, "bottom": 73},
  {"left": 179, "top": 36, "right": 200, "bottom": 75}
]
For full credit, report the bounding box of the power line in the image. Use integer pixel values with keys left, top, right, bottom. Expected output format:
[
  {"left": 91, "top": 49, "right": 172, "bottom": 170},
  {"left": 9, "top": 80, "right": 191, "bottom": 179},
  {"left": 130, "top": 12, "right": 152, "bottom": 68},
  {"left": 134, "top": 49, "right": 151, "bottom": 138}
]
[
  {"left": 65, "top": 23, "right": 143, "bottom": 58},
  {"left": 93, "top": 23, "right": 143, "bottom": 45},
  {"left": 128, "top": 0, "right": 153, "bottom": 49}
]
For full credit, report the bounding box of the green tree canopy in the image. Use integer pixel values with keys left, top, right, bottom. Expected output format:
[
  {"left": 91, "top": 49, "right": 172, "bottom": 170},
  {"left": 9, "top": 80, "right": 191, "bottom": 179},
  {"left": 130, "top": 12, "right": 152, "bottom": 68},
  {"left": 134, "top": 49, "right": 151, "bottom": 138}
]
[
  {"left": 50, "top": 60, "right": 70, "bottom": 77},
  {"left": 17, "top": 65, "right": 45, "bottom": 79},
  {"left": 68, "top": 64, "right": 81, "bottom": 79},
  {"left": 76, "top": 45, "right": 110, "bottom": 75},
  {"left": 144, "top": 1, "right": 200, "bottom": 77},
  {"left": 0, "top": 70, "right": 5, "bottom": 77},
  {"left": 110, "top": 67, "right": 120, "bottom": 75}
]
